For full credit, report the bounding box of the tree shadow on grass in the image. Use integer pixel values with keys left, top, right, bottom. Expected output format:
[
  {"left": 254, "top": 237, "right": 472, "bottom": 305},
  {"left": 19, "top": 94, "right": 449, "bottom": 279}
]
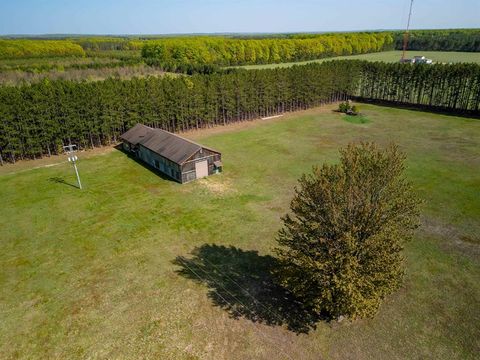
[
  {"left": 48, "top": 176, "right": 78, "bottom": 189},
  {"left": 173, "top": 244, "right": 321, "bottom": 333}
]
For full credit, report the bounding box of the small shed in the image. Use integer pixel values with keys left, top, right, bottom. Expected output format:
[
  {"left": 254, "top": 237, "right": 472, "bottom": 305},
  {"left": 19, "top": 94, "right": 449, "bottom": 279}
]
[{"left": 120, "top": 124, "right": 222, "bottom": 183}]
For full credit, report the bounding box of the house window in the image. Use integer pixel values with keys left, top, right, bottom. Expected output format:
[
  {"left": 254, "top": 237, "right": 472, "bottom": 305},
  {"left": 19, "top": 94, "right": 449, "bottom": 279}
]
[{"left": 154, "top": 160, "right": 159, "bottom": 169}]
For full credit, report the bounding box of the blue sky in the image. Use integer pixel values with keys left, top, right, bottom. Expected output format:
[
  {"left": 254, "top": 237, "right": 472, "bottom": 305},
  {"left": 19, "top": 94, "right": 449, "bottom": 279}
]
[{"left": 0, "top": 0, "right": 478, "bottom": 35}]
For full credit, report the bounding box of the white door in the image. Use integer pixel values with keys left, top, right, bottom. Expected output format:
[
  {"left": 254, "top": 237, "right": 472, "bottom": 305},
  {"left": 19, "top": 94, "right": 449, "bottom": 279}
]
[{"left": 195, "top": 160, "right": 209, "bottom": 179}]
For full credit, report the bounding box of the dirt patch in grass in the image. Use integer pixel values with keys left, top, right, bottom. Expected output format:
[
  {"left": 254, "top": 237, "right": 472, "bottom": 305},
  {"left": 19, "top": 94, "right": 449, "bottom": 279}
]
[
  {"left": 421, "top": 217, "right": 480, "bottom": 261},
  {"left": 197, "top": 176, "right": 236, "bottom": 196}
]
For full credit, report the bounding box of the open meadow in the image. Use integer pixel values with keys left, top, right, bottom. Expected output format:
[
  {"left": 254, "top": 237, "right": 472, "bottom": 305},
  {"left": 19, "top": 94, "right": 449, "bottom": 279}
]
[
  {"left": 236, "top": 50, "right": 480, "bottom": 69},
  {"left": 1, "top": 104, "right": 479, "bottom": 359}
]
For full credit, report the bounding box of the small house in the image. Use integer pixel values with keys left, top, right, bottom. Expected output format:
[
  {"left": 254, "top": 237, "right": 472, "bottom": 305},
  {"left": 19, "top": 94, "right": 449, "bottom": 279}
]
[{"left": 120, "top": 124, "right": 222, "bottom": 183}]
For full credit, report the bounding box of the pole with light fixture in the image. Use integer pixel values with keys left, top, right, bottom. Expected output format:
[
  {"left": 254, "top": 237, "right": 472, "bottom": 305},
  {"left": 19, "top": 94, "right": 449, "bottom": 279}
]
[{"left": 64, "top": 144, "right": 82, "bottom": 189}]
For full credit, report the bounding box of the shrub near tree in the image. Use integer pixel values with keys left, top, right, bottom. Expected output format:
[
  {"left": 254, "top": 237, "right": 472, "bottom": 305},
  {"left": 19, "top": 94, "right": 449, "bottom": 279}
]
[
  {"left": 275, "top": 143, "right": 421, "bottom": 320},
  {"left": 338, "top": 100, "right": 359, "bottom": 115}
]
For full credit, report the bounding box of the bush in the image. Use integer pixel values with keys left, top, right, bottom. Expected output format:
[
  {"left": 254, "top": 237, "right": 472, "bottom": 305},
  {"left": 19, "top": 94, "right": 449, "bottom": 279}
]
[
  {"left": 275, "top": 142, "right": 421, "bottom": 320},
  {"left": 338, "top": 100, "right": 359, "bottom": 115},
  {"left": 338, "top": 101, "right": 349, "bottom": 113}
]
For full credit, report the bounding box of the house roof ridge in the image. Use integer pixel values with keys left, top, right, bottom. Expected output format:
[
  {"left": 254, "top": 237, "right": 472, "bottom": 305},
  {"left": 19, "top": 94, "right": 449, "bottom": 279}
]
[{"left": 120, "top": 123, "right": 220, "bottom": 165}]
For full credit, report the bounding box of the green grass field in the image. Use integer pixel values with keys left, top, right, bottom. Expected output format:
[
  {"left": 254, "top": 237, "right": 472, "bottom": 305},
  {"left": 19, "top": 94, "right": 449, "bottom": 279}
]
[
  {"left": 236, "top": 50, "right": 480, "bottom": 69},
  {"left": 1, "top": 104, "right": 479, "bottom": 359}
]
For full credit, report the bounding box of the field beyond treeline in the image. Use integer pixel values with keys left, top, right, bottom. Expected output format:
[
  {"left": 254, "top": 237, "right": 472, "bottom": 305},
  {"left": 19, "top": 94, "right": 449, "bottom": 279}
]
[
  {"left": 0, "top": 29, "right": 479, "bottom": 84},
  {"left": 1, "top": 29, "right": 479, "bottom": 62},
  {"left": 140, "top": 29, "right": 480, "bottom": 67}
]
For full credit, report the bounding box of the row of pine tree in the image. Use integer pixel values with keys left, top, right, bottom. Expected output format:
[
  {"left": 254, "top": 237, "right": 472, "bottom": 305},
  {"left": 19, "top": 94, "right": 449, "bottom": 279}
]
[
  {"left": 1, "top": 60, "right": 479, "bottom": 164},
  {"left": 357, "top": 62, "right": 480, "bottom": 111},
  {"left": 393, "top": 29, "right": 480, "bottom": 52}
]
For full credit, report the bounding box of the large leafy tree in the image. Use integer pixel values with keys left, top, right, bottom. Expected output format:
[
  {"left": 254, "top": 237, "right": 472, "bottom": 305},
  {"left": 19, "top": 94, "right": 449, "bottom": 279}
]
[{"left": 275, "top": 142, "right": 421, "bottom": 320}]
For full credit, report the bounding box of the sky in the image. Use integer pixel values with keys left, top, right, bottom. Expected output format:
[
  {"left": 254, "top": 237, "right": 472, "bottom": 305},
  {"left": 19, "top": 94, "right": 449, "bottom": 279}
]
[{"left": 0, "top": 0, "right": 479, "bottom": 35}]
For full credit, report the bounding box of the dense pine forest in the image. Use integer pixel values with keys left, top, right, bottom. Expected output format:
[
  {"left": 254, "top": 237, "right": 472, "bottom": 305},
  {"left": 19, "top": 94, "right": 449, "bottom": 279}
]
[
  {"left": 393, "top": 29, "right": 480, "bottom": 52},
  {"left": 1, "top": 60, "right": 479, "bottom": 164},
  {"left": 1, "top": 29, "right": 480, "bottom": 163},
  {"left": 0, "top": 62, "right": 356, "bottom": 163},
  {"left": 357, "top": 62, "right": 480, "bottom": 109}
]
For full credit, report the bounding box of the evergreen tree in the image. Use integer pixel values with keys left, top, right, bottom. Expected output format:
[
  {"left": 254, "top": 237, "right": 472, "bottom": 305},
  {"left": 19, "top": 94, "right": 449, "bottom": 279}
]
[{"left": 0, "top": 61, "right": 478, "bottom": 163}]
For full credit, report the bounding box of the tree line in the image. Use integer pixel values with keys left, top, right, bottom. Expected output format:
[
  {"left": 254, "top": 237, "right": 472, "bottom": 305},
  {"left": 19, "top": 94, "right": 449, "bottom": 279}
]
[
  {"left": 0, "top": 61, "right": 357, "bottom": 164},
  {"left": 393, "top": 29, "right": 480, "bottom": 52},
  {"left": 141, "top": 33, "right": 395, "bottom": 66},
  {"left": 0, "top": 40, "right": 86, "bottom": 59},
  {"left": 3, "top": 29, "right": 478, "bottom": 61},
  {"left": 1, "top": 60, "right": 479, "bottom": 164},
  {"left": 356, "top": 62, "right": 480, "bottom": 112},
  {"left": 72, "top": 38, "right": 143, "bottom": 51}
]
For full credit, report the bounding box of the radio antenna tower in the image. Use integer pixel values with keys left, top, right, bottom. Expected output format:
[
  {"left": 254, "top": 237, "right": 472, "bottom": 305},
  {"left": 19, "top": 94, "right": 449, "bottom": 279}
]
[
  {"left": 64, "top": 144, "right": 83, "bottom": 189},
  {"left": 401, "top": 0, "right": 414, "bottom": 61}
]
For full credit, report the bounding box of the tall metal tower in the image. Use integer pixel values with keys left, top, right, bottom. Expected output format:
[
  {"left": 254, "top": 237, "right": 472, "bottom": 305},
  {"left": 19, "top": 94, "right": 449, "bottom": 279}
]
[{"left": 401, "top": 0, "right": 414, "bottom": 61}]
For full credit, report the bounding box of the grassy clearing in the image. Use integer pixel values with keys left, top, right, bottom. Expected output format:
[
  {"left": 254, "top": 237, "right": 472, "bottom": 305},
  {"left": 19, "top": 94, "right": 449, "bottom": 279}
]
[
  {"left": 84, "top": 50, "right": 142, "bottom": 59},
  {"left": 1, "top": 104, "right": 479, "bottom": 359},
  {"left": 236, "top": 50, "right": 480, "bottom": 69},
  {"left": 0, "top": 64, "right": 172, "bottom": 85},
  {"left": 0, "top": 51, "right": 141, "bottom": 69},
  {"left": 0, "top": 50, "right": 144, "bottom": 84},
  {"left": 0, "top": 56, "right": 118, "bottom": 70}
]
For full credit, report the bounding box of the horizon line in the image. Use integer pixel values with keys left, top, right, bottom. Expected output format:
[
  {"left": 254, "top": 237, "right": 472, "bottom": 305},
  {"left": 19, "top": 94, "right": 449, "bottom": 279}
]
[{"left": 1, "top": 27, "right": 479, "bottom": 38}]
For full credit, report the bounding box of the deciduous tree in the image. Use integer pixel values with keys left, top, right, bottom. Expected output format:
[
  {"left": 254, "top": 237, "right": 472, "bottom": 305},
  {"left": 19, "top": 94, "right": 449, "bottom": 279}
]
[{"left": 275, "top": 142, "right": 421, "bottom": 320}]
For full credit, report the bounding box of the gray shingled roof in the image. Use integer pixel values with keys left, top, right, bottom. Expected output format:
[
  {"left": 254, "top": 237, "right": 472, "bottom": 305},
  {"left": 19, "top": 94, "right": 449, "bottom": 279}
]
[{"left": 120, "top": 124, "right": 219, "bottom": 164}]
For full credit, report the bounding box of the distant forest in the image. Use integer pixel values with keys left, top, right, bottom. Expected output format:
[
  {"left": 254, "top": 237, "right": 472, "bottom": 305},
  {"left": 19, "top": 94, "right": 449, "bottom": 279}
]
[
  {"left": 393, "top": 29, "right": 480, "bottom": 52},
  {"left": 141, "top": 29, "right": 480, "bottom": 68},
  {"left": 141, "top": 33, "right": 395, "bottom": 66},
  {"left": 1, "top": 61, "right": 479, "bottom": 164},
  {"left": 1, "top": 29, "right": 478, "bottom": 62},
  {"left": 0, "top": 39, "right": 86, "bottom": 58}
]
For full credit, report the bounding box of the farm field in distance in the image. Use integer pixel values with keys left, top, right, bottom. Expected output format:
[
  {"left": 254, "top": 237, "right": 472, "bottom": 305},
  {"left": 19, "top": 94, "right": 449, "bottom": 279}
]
[
  {"left": 0, "top": 49, "right": 167, "bottom": 85},
  {"left": 2, "top": 45, "right": 479, "bottom": 85},
  {"left": 0, "top": 50, "right": 142, "bottom": 72},
  {"left": 1, "top": 104, "right": 479, "bottom": 359},
  {"left": 236, "top": 50, "right": 480, "bottom": 69}
]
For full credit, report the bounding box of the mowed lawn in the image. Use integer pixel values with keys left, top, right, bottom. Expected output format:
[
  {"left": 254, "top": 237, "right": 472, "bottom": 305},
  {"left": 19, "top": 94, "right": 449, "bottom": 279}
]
[
  {"left": 1, "top": 104, "right": 479, "bottom": 359},
  {"left": 237, "top": 50, "right": 480, "bottom": 69}
]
